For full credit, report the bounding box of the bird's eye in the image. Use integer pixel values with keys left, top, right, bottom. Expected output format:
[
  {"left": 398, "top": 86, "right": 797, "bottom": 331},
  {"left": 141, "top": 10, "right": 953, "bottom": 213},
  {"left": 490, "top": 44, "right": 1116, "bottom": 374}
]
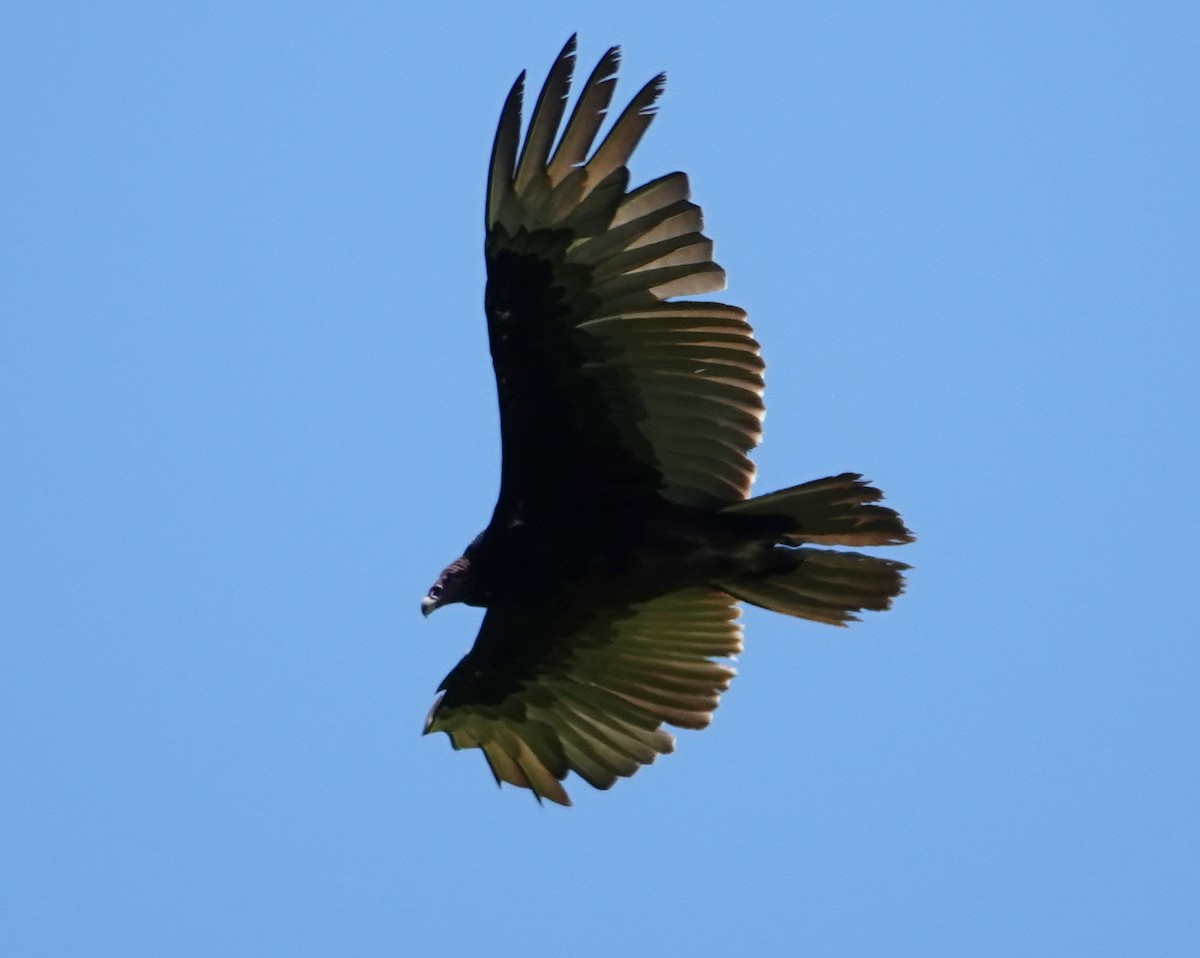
[{"left": 430, "top": 585, "right": 442, "bottom": 598}]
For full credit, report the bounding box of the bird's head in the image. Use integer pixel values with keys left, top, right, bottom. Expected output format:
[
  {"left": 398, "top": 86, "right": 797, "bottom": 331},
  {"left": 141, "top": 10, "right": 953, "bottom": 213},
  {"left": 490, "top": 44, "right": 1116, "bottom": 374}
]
[{"left": 422, "top": 555, "right": 475, "bottom": 617}]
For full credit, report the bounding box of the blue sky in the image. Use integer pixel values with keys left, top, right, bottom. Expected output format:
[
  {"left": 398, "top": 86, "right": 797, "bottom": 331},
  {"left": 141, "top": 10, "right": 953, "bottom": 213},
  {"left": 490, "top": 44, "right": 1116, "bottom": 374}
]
[{"left": 3, "top": 2, "right": 1198, "bottom": 955}]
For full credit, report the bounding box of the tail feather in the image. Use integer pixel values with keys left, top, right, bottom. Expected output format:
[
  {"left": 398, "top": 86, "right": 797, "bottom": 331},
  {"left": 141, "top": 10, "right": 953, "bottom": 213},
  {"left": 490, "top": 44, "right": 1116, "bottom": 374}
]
[
  {"left": 722, "top": 473, "right": 913, "bottom": 546},
  {"left": 719, "top": 548, "right": 909, "bottom": 626}
]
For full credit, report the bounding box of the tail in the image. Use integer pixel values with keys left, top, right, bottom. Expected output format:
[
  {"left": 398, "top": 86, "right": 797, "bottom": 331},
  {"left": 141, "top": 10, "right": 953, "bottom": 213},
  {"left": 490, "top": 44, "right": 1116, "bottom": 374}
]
[
  {"left": 719, "top": 548, "right": 910, "bottom": 626},
  {"left": 721, "top": 472, "right": 914, "bottom": 546},
  {"left": 718, "top": 473, "right": 913, "bottom": 625}
]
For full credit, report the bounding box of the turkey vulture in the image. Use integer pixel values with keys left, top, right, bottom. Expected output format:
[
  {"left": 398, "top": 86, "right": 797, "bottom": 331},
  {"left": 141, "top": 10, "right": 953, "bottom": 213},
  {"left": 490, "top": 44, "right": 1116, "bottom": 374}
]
[{"left": 422, "top": 37, "right": 913, "bottom": 805}]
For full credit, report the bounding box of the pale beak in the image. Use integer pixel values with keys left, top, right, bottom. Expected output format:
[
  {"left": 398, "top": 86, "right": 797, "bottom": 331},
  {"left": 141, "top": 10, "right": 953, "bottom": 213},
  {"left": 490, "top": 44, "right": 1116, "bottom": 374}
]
[{"left": 421, "top": 595, "right": 438, "bottom": 617}]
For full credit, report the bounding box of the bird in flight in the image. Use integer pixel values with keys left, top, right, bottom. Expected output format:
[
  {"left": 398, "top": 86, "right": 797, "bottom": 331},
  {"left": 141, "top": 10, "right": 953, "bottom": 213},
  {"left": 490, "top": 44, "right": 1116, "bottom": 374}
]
[{"left": 422, "top": 37, "right": 913, "bottom": 805}]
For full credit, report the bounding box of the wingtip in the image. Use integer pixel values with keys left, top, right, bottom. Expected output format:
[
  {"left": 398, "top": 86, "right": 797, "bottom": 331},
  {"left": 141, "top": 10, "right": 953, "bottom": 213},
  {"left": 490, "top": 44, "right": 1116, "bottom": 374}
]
[
  {"left": 552, "top": 36, "right": 578, "bottom": 82},
  {"left": 645, "top": 71, "right": 667, "bottom": 111}
]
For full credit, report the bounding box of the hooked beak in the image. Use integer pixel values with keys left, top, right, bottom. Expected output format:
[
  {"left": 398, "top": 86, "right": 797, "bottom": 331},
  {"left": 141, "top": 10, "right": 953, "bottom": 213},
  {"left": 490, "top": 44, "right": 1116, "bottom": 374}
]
[{"left": 421, "top": 595, "right": 438, "bottom": 617}]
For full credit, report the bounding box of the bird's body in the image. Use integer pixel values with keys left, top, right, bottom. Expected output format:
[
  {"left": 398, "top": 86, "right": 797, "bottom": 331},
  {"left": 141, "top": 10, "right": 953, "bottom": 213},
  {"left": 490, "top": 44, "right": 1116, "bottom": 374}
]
[
  {"left": 461, "top": 498, "right": 788, "bottom": 610},
  {"left": 421, "top": 38, "right": 914, "bottom": 804}
]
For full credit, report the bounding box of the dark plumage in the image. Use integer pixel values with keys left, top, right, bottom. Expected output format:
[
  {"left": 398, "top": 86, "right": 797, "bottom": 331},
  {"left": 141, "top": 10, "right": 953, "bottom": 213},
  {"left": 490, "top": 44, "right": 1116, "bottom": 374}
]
[{"left": 422, "top": 38, "right": 914, "bottom": 804}]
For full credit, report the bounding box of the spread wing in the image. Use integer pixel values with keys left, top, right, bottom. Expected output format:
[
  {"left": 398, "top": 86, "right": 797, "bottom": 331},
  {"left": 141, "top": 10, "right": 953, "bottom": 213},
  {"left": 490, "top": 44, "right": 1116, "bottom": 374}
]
[
  {"left": 424, "top": 589, "right": 743, "bottom": 805},
  {"left": 484, "top": 36, "right": 766, "bottom": 525}
]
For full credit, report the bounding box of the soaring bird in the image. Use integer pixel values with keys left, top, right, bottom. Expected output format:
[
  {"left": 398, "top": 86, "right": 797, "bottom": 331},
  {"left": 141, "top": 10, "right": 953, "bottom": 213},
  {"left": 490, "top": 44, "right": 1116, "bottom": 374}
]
[{"left": 422, "top": 37, "right": 913, "bottom": 805}]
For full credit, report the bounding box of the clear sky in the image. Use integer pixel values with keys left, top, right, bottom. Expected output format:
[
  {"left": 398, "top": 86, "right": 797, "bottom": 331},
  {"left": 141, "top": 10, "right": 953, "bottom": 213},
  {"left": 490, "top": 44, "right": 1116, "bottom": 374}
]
[{"left": 4, "top": 2, "right": 1198, "bottom": 955}]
